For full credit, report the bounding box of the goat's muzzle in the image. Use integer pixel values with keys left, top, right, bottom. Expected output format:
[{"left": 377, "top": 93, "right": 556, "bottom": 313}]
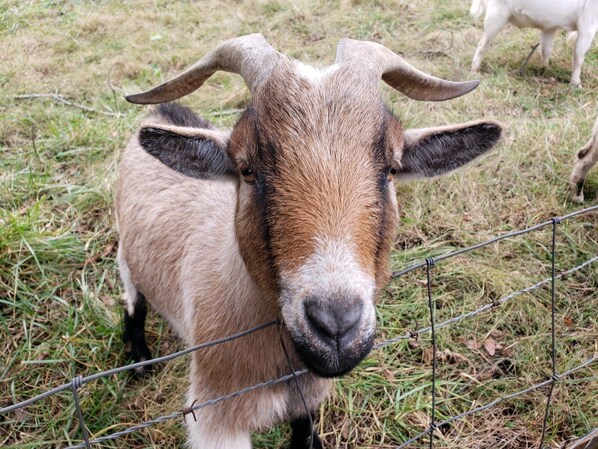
[{"left": 289, "top": 296, "right": 375, "bottom": 378}]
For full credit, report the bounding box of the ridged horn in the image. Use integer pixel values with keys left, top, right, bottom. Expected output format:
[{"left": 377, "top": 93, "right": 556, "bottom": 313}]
[
  {"left": 126, "top": 34, "right": 279, "bottom": 105},
  {"left": 335, "top": 38, "right": 479, "bottom": 101}
]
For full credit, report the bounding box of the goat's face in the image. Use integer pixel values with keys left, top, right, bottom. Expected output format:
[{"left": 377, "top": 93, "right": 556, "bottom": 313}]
[
  {"left": 129, "top": 34, "right": 502, "bottom": 378},
  {"left": 231, "top": 63, "right": 399, "bottom": 376}
]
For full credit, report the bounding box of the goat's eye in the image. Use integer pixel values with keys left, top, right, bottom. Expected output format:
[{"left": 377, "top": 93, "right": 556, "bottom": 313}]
[
  {"left": 387, "top": 167, "right": 397, "bottom": 182},
  {"left": 241, "top": 167, "right": 256, "bottom": 183}
]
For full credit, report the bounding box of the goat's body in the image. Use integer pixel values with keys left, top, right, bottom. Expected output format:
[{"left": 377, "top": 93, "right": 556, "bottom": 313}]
[
  {"left": 472, "top": 0, "right": 581, "bottom": 30},
  {"left": 570, "top": 112, "right": 598, "bottom": 203},
  {"left": 117, "top": 35, "right": 503, "bottom": 449},
  {"left": 116, "top": 111, "right": 331, "bottom": 448},
  {"left": 470, "top": 0, "right": 598, "bottom": 86}
]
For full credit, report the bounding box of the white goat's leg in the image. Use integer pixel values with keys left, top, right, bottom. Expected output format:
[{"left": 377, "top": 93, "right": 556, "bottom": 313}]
[
  {"left": 185, "top": 361, "right": 252, "bottom": 449},
  {"left": 540, "top": 29, "right": 556, "bottom": 68},
  {"left": 571, "top": 30, "right": 595, "bottom": 87},
  {"left": 471, "top": 7, "right": 509, "bottom": 72},
  {"left": 569, "top": 140, "right": 598, "bottom": 203},
  {"left": 186, "top": 422, "right": 252, "bottom": 449}
]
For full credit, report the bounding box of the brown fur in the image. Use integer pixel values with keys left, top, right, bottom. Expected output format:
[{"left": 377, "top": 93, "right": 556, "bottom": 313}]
[
  {"left": 117, "top": 60, "right": 400, "bottom": 439},
  {"left": 117, "top": 45, "right": 501, "bottom": 448},
  {"left": 231, "top": 60, "right": 399, "bottom": 295}
]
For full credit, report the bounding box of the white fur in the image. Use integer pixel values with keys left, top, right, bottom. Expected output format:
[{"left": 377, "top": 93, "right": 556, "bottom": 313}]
[
  {"left": 285, "top": 237, "right": 376, "bottom": 303},
  {"left": 470, "top": 0, "right": 598, "bottom": 86},
  {"left": 186, "top": 424, "right": 251, "bottom": 449},
  {"left": 117, "top": 245, "right": 137, "bottom": 317},
  {"left": 279, "top": 237, "right": 377, "bottom": 345},
  {"left": 293, "top": 61, "right": 339, "bottom": 84}
]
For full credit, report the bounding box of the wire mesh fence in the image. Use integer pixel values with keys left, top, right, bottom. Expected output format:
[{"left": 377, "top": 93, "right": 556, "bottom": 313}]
[{"left": 1, "top": 204, "right": 597, "bottom": 449}]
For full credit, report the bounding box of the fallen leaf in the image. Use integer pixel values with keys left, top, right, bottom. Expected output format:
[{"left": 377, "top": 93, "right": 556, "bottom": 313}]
[
  {"left": 564, "top": 316, "right": 575, "bottom": 329},
  {"left": 422, "top": 347, "right": 434, "bottom": 365},
  {"left": 484, "top": 337, "right": 499, "bottom": 357},
  {"left": 101, "top": 242, "right": 115, "bottom": 257},
  {"left": 14, "top": 408, "right": 31, "bottom": 423},
  {"left": 438, "top": 349, "right": 470, "bottom": 365},
  {"left": 466, "top": 340, "right": 480, "bottom": 351},
  {"left": 341, "top": 424, "right": 350, "bottom": 440},
  {"left": 84, "top": 242, "right": 115, "bottom": 267},
  {"left": 383, "top": 369, "right": 396, "bottom": 382},
  {"left": 477, "top": 365, "right": 497, "bottom": 381}
]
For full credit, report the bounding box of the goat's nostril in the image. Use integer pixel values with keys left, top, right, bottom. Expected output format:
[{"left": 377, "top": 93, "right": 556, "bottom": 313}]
[{"left": 305, "top": 301, "right": 362, "bottom": 339}]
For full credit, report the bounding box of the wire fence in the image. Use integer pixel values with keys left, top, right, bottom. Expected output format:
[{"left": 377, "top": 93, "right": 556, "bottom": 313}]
[{"left": 1, "top": 204, "right": 597, "bottom": 449}]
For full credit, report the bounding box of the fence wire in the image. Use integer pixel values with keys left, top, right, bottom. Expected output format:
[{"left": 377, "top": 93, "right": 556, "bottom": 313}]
[{"left": 1, "top": 204, "right": 597, "bottom": 449}]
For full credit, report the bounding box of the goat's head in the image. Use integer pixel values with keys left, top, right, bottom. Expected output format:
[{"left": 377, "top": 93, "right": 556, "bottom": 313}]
[{"left": 127, "top": 34, "right": 502, "bottom": 377}]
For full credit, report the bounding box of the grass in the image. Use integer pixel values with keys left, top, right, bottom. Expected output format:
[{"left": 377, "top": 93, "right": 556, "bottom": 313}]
[{"left": 1, "top": 0, "right": 596, "bottom": 448}]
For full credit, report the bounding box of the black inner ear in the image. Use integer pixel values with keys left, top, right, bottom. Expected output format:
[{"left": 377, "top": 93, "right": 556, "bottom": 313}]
[
  {"left": 399, "top": 123, "right": 502, "bottom": 178},
  {"left": 138, "top": 127, "right": 235, "bottom": 179}
]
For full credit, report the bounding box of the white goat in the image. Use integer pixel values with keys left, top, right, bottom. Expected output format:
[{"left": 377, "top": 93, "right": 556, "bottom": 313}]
[
  {"left": 118, "top": 34, "right": 502, "bottom": 449},
  {"left": 570, "top": 112, "right": 598, "bottom": 202},
  {"left": 470, "top": 0, "right": 598, "bottom": 86}
]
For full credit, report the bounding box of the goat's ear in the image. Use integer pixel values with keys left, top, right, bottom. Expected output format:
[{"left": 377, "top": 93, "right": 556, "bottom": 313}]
[
  {"left": 138, "top": 124, "right": 236, "bottom": 179},
  {"left": 396, "top": 121, "right": 502, "bottom": 180}
]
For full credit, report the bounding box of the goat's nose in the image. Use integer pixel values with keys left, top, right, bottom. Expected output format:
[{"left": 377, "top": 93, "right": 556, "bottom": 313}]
[{"left": 305, "top": 300, "right": 362, "bottom": 340}]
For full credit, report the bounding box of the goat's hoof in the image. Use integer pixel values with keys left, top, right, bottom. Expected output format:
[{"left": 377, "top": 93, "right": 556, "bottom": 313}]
[
  {"left": 290, "top": 433, "right": 323, "bottom": 449},
  {"left": 132, "top": 360, "right": 153, "bottom": 378},
  {"left": 124, "top": 348, "right": 154, "bottom": 378},
  {"left": 570, "top": 80, "right": 582, "bottom": 88},
  {"left": 570, "top": 192, "right": 584, "bottom": 204},
  {"left": 569, "top": 182, "right": 585, "bottom": 203}
]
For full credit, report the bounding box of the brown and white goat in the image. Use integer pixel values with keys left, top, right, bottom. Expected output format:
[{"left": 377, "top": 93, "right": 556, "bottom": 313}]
[
  {"left": 570, "top": 112, "right": 598, "bottom": 202},
  {"left": 117, "top": 34, "right": 502, "bottom": 449}
]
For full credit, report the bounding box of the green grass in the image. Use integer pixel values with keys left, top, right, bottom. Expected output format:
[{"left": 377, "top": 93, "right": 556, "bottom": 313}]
[{"left": 1, "top": 0, "right": 597, "bottom": 448}]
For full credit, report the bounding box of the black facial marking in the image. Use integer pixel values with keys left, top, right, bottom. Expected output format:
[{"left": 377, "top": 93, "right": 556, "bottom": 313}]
[
  {"left": 123, "top": 292, "right": 152, "bottom": 376},
  {"left": 250, "top": 115, "right": 280, "bottom": 289},
  {"left": 139, "top": 127, "right": 235, "bottom": 179},
  {"left": 372, "top": 116, "right": 392, "bottom": 273},
  {"left": 372, "top": 114, "right": 389, "bottom": 165}
]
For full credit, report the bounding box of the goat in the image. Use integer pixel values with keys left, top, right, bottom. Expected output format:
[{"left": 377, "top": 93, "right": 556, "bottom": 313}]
[
  {"left": 570, "top": 112, "right": 598, "bottom": 202},
  {"left": 117, "top": 34, "right": 502, "bottom": 449},
  {"left": 470, "top": 0, "right": 598, "bottom": 86}
]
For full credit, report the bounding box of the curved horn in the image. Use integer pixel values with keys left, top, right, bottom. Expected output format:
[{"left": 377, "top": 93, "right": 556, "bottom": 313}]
[
  {"left": 335, "top": 38, "right": 479, "bottom": 101},
  {"left": 126, "top": 34, "right": 279, "bottom": 104}
]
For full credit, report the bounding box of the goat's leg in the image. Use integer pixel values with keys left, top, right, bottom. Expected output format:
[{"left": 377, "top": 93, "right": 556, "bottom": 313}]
[
  {"left": 571, "top": 29, "right": 596, "bottom": 87},
  {"left": 540, "top": 29, "right": 556, "bottom": 68},
  {"left": 186, "top": 419, "right": 251, "bottom": 449},
  {"left": 122, "top": 292, "right": 152, "bottom": 375},
  {"left": 119, "top": 247, "right": 152, "bottom": 376},
  {"left": 471, "top": 7, "right": 509, "bottom": 71},
  {"left": 290, "top": 415, "right": 323, "bottom": 449},
  {"left": 569, "top": 139, "right": 598, "bottom": 203}
]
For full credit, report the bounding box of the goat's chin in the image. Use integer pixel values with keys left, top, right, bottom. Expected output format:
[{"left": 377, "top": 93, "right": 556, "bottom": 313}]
[{"left": 290, "top": 333, "right": 375, "bottom": 378}]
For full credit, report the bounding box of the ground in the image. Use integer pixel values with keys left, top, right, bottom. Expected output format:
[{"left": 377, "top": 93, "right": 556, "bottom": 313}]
[{"left": 0, "top": 0, "right": 596, "bottom": 448}]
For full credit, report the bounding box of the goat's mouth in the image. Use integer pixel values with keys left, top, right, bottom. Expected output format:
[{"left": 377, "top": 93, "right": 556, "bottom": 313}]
[{"left": 290, "top": 332, "right": 375, "bottom": 378}]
